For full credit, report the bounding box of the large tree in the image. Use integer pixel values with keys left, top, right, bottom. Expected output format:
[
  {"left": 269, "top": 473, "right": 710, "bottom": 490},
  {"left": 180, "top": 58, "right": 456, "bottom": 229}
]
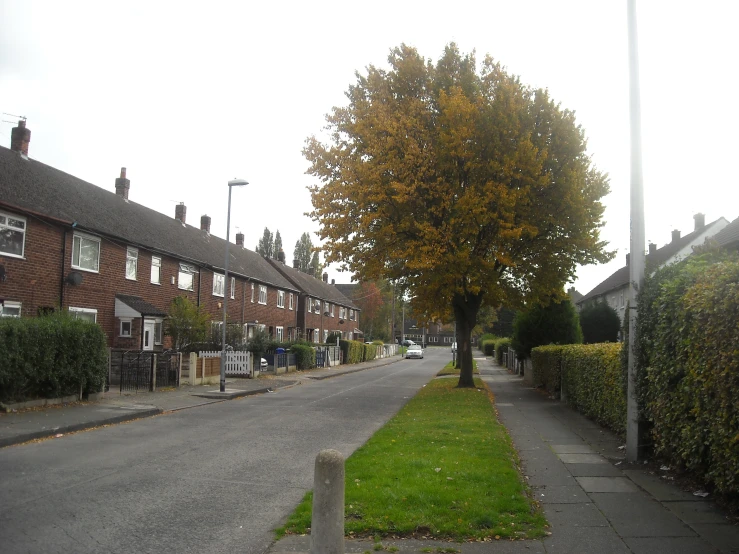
[
  {"left": 293, "top": 232, "right": 314, "bottom": 272},
  {"left": 255, "top": 227, "right": 274, "bottom": 258},
  {"left": 274, "top": 230, "right": 283, "bottom": 259},
  {"left": 304, "top": 44, "right": 612, "bottom": 387}
]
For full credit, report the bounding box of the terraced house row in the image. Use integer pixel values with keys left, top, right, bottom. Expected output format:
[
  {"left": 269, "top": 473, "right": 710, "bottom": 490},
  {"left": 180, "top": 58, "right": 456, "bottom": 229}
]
[{"left": 0, "top": 120, "right": 360, "bottom": 350}]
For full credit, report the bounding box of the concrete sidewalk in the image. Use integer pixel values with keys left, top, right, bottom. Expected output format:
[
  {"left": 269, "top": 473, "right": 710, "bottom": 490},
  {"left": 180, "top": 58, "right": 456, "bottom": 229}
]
[
  {"left": 267, "top": 355, "right": 738, "bottom": 554},
  {"left": 0, "top": 354, "right": 403, "bottom": 448}
]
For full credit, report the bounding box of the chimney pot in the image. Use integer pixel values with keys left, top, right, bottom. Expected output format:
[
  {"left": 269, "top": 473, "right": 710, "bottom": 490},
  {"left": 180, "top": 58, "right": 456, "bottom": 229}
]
[
  {"left": 293, "top": 258, "right": 299, "bottom": 269},
  {"left": 10, "top": 119, "right": 31, "bottom": 156},
  {"left": 323, "top": 272, "right": 328, "bottom": 283},
  {"left": 175, "top": 203, "right": 187, "bottom": 225},
  {"left": 115, "top": 166, "right": 130, "bottom": 200},
  {"left": 694, "top": 213, "right": 705, "bottom": 231},
  {"left": 236, "top": 232, "right": 244, "bottom": 248},
  {"left": 277, "top": 249, "right": 286, "bottom": 263},
  {"left": 331, "top": 279, "right": 335, "bottom": 285},
  {"left": 200, "top": 214, "right": 211, "bottom": 233},
  {"left": 672, "top": 229, "right": 681, "bottom": 243},
  {"left": 648, "top": 242, "right": 656, "bottom": 255}
]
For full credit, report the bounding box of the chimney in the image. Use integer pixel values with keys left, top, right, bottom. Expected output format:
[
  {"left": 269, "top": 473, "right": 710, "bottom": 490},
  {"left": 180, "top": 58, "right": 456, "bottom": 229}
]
[
  {"left": 626, "top": 253, "right": 630, "bottom": 265},
  {"left": 293, "top": 258, "right": 299, "bottom": 269},
  {"left": 175, "top": 203, "right": 187, "bottom": 225},
  {"left": 694, "top": 213, "right": 705, "bottom": 231},
  {"left": 672, "top": 229, "right": 681, "bottom": 243},
  {"left": 115, "top": 167, "right": 130, "bottom": 200},
  {"left": 11, "top": 119, "right": 31, "bottom": 156},
  {"left": 648, "top": 242, "right": 656, "bottom": 255},
  {"left": 331, "top": 279, "right": 335, "bottom": 285},
  {"left": 200, "top": 215, "right": 211, "bottom": 234},
  {"left": 236, "top": 232, "right": 244, "bottom": 248},
  {"left": 323, "top": 272, "right": 328, "bottom": 283},
  {"left": 277, "top": 249, "right": 286, "bottom": 263}
]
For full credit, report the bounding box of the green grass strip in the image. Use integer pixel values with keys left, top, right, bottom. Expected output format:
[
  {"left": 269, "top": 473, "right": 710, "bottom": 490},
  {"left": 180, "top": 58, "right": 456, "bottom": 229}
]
[
  {"left": 436, "top": 360, "right": 478, "bottom": 376},
  {"left": 276, "top": 377, "right": 547, "bottom": 541}
]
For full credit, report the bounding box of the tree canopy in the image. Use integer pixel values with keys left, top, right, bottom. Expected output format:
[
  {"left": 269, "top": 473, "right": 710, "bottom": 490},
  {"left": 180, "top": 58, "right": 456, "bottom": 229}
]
[
  {"left": 293, "top": 232, "right": 314, "bottom": 272},
  {"left": 255, "top": 227, "right": 275, "bottom": 258},
  {"left": 304, "top": 43, "right": 612, "bottom": 386},
  {"left": 579, "top": 300, "right": 621, "bottom": 344},
  {"left": 511, "top": 299, "right": 583, "bottom": 359}
]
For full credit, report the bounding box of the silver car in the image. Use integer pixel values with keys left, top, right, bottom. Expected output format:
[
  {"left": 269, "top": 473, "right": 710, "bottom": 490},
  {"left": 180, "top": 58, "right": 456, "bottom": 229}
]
[{"left": 405, "top": 344, "right": 424, "bottom": 359}]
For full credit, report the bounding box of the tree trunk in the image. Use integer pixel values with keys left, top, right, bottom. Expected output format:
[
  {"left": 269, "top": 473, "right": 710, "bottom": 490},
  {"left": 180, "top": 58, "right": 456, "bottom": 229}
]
[{"left": 453, "top": 291, "right": 483, "bottom": 388}]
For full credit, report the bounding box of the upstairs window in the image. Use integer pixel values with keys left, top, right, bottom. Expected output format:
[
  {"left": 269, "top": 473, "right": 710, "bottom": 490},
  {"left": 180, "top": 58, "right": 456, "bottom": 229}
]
[
  {"left": 289, "top": 293, "right": 294, "bottom": 310},
  {"left": 213, "top": 273, "right": 225, "bottom": 297},
  {"left": 258, "top": 285, "right": 267, "bottom": 305},
  {"left": 72, "top": 232, "right": 100, "bottom": 272},
  {"left": 230, "top": 277, "right": 235, "bottom": 299},
  {"left": 277, "top": 290, "right": 285, "bottom": 308},
  {"left": 339, "top": 307, "right": 345, "bottom": 320},
  {"left": 251, "top": 283, "right": 255, "bottom": 303},
  {"left": 178, "top": 263, "right": 196, "bottom": 291},
  {"left": 330, "top": 304, "right": 334, "bottom": 317},
  {"left": 151, "top": 256, "right": 161, "bottom": 284},
  {"left": 0, "top": 211, "right": 26, "bottom": 258},
  {"left": 349, "top": 309, "right": 355, "bottom": 321},
  {"left": 126, "top": 247, "right": 138, "bottom": 280},
  {"left": 307, "top": 297, "right": 313, "bottom": 313}
]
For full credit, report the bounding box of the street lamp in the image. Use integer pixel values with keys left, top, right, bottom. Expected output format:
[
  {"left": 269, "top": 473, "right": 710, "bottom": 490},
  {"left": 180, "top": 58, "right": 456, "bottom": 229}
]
[{"left": 220, "top": 178, "right": 249, "bottom": 393}]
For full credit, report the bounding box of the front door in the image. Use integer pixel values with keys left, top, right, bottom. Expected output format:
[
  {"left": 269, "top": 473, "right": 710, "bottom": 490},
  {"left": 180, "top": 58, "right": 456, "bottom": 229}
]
[{"left": 143, "top": 320, "right": 155, "bottom": 351}]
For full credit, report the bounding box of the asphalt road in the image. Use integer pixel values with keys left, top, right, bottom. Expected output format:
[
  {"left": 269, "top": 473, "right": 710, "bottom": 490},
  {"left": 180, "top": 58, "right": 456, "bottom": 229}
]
[{"left": 0, "top": 348, "right": 449, "bottom": 554}]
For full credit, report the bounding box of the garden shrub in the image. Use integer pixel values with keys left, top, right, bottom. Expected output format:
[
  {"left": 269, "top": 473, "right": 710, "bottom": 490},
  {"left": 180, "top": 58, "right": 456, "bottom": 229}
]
[
  {"left": 291, "top": 344, "right": 316, "bottom": 370},
  {"left": 340, "top": 339, "right": 364, "bottom": 364},
  {"left": 531, "top": 345, "right": 564, "bottom": 395},
  {"left": 560, "top": 343, "right": 625, "bottom": 435},
  {"left": 0, "top": 313, "right": 108, "bottom": 403},
  {"left": 494, "top": 338, "right": 511, "bottom": 364},
  {"left": 579, "top": 300, "right": 620, "bottom": 344},
  {"left": 362, "top": 343, "right": 377, "bottom": 362},
  {"left": 512, "top": 299, "right": 582, "bottom": 360}
]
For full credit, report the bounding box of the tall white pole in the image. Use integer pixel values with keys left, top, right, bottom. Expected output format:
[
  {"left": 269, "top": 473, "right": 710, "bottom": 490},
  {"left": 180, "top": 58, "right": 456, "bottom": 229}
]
[{"left": 627, "top": 0, "right": 646, "bottom": 462}]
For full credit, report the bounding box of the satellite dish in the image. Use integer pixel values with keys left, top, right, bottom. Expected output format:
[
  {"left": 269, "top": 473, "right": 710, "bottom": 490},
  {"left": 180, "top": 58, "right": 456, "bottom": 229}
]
[{"left": 66, "top": 271, "right": 83, "bottom": 286}]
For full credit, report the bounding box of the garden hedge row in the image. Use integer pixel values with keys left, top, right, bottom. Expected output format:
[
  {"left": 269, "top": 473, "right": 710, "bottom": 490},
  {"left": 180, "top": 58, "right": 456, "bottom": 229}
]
[
  {"left": 530, "top": 345, "right": 563, "bottom": 395},
  {"left": 340, "top": 339, "right": 365, "bottom": 364},
  {"left": 494, "top": 338, "right": 511, "bottom": 364},
  {"left": 291, "top": 344, "right": 316, "bottom": 370},
  {"left": 0, "top": 315, "right": 108, "bottom": 403}
]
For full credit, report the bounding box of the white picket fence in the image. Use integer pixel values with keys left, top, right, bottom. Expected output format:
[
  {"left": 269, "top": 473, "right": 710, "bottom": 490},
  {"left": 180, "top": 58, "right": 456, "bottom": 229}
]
[{"left": 199, "top": 350, "right": 253, "bottom": 376}]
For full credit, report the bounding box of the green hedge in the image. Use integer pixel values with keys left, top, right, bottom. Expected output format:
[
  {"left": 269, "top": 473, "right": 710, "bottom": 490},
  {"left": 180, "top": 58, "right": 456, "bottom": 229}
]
[
  {"left": 638, "top": 252, "right": 739, "bottom": 494},
  {"left": 340, "top": 339, "right": 365, "bottom": 364},
  {"left": 494, "top": 338, "right": 511, "bottom": 364},
  {"left": 560, "top": 343, "right": 625, "bottom": 435},
  {"left": 362, "top": 343, "right": 377, "bottom": 362},
  {"left": 291, "top": 344, "right": 316, "bottom": 370},
  {"left": 530, "top": 345, "right": 564, "bottom": 395},
  {"left": 0, "top": 315, "right": 108, "bottom": 403}
]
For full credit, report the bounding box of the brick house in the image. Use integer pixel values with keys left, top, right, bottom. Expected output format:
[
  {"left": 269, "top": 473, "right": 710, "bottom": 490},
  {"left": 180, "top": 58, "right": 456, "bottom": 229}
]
[
  {"left": 267, "top": 258, "right": 361, "bottom": 343},
  {"left": 0, "top": 120, "right": 301, "bottom": 349},
  {"left": 577, "top": 214, "right": 729, "bottom": 324}
]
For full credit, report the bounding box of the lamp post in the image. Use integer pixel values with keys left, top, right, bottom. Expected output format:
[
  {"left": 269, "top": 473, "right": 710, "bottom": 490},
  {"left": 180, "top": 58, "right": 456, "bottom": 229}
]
[{"left": 221, "top": 178, "right": 249, "bottom": 393}]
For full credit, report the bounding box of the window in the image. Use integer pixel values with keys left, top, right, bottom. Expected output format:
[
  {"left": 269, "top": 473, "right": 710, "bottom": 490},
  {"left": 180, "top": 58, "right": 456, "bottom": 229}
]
[
  {"left": 339, "top": 307, "right": 345, "bottom": 319},
  {"left": 277, "top": 290, "right": 285, "bottom": 308},
  {"left": 330, "top": 304, "right": 334, "bottom": 317},
  {"left": 323, "top": 329, "right": 329, "bottom": 342},
  {"left": 314, "top": 329, "right": 320, "bottom": 343},
  {"left": 120, "top": 319, "right": 132, "bottom": 337},
  {"left": 151, "top": 256, "right": 161, "bottom": 284},
  {"left": 230, "top": 277, "right": 235, "bottom": 299},
  {"left": 350, "top": 309, "right": 354, "bottom": 320},
  {"left": 314, "top": 299, "right": 321, "bottom": 313},
  {"left": 0, "top": 301, "right": 21, "bottom": 318},
  {"left": 69, "top": 307, "right": 97, "bottom": 323},
  {"left": 72, "top": 232, "right": 100, "bottom": 272},
  {"left": 154, "top": 321, "right": 163, "bottom": 345},
  {"left": 251, "top": 283, "right": 255, "bottom": 303},
  {"left": 0, "top": 212, "right": 26, "bottom": 258},
  {"left": 307, "top": 297, "right": 312, "bottom": 313},
  {"left": 289, "top": 293, "right": 294, "bottom": 310},
  {"left": 276, "top": 326, "right": 284, "bottom": 341},
  {"left": 124, "top": 247, "right": 138, "bottom": 280},
  {"left": 213, "top": 272, "right": 225, "bottom": 297},
  {"left": 178, "top": 263, "right": 196, "bottom": 291},
  {"left": 258, "top": 285, "right": 267, "bottom": 305}
]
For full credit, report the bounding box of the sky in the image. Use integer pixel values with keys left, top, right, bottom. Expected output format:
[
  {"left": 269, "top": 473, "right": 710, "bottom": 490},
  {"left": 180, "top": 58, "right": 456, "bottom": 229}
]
[{"left": 1, "top": 1, "right": 737, "bottom": 296}]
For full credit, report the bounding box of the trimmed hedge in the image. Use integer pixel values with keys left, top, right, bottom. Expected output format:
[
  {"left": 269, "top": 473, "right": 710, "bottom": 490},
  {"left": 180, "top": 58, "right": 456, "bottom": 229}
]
[
  {"left": 362, "top": 343, "right": 377, "bottom": 362},
  {"left": 291, "top": 344, "right": 316, "bottom": 370},
  {"left": 0, "top": 315, "right": 108, "bottom": 403},
  {"left": 560, "top": 343, "right": 626, "bottom": 435},
  {"left": 530, "top": 345, "right": 564, "bottom": 395},
  {"left": 494, "top": 338, "right": 511, "bottom": 364},
  {"left": 340, "top": 339, "right": 365, "bottom": 364}
]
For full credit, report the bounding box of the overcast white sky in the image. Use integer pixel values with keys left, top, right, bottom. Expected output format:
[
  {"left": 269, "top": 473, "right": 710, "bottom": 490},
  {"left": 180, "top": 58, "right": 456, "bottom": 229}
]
[{"left": 1, "top": 1, "right": 737, "bottom": 296}]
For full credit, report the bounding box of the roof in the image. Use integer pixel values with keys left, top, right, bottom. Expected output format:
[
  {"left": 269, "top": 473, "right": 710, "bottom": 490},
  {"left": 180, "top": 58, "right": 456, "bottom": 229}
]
[
  {"left": 0, "top": 147, "right": 298, "bottom": 292},
  {"left": 115, "top": 294, "right": 168, "bottom": 317},
  {"left": 334, "top": 283, "right": 359, "bottom": 299},
  {"left": 713, "top": 216, "right": 739, "bottom": 248},
  {"left": 266, "top": 259, "right": 358, "bottom": 309},
  {"left": 579, "top": 218, "right": 726, "bottom": 304}
]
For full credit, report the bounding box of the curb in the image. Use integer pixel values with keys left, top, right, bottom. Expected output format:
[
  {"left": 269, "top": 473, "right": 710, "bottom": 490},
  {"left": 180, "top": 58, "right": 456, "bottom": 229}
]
[
  {"left": 0, "top": 407, "right": 163, "bottom": 448},
  {"left": 305, "top": 358, "right": 402, "bottom": 381}
]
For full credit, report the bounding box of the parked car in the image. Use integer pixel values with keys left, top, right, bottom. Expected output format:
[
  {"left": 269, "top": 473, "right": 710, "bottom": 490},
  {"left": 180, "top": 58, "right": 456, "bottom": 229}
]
[
  {"left": 451, "top": 342, "right": 457, "bottom": 353},
  {"left": 261, "top": 358, "right": 268, "bottom": 369},
  {"left": 401, "top": 339, "right": 415, "bottom": 347},
  {"left": 405, "top": 344, "right": 424, "bottom": 359}
]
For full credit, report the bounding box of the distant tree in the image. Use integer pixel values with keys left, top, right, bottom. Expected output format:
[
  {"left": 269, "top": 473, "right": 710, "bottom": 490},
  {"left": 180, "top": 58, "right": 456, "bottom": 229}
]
[
  {"left": 579, "top": 300, "right": 620, "bottom": 344},
  {"left": 352, "top": 281, "right": 385, "bottom": 338},
  {"left": 310, "top": 251, "right": 322, "bottom": 278},
  {"left": 256, "top": 227, "right": 274, "bottom": 258},
  {"left": 511, "top": 299, "right": 583, "bottom": 359},
  {"left": 165, "top": 296, "right": 210, "bottom": 350},
  {"left": 293, "top": 232, "right": 314, "bottom": 272},
  {"left": 273, "top": 230, "right": 283, "bottom": 259}
]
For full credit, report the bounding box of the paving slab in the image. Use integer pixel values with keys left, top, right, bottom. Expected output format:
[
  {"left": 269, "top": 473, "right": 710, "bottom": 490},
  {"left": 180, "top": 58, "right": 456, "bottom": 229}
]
[
  {"left": 690, "top": 523, "right": 739, "bottom": 553},
  {"left": 576, "top": 477, "right": 639, "bottom": 493},
  {"left": 533, "top": 485, "right": 589, "bottom": 504},
  {"left": 543, "top": 502, "right": 610, "bottom": 527},
  {"left": 542, "top": 525, "right": 631, "bottom": 554},
  {"left": 589, "top": 492, "right": 698, "bottom": 537},
  {"left": 623, "top": 536, "right": 723, "bottom": 554},
  {"left": 557, "top": 453, "right": 608, "bottom": 464},
  {"left": 622, "top": 469, "right": 702, "bottom": 502},
  {"left": 664, "top": 501, "right": 732, "bottom": 525},
  {"left": 550, "top": 444, "right": 594, "bottom": 454},
  {"left": 565, "top": 463, "right": 625, "bottom": 477}
]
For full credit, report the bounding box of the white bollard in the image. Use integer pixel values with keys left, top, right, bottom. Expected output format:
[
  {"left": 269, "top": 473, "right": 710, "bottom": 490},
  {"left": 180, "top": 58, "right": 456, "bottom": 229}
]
[{"left": 310, "top": 449, "right": 345, "bottom": 554}]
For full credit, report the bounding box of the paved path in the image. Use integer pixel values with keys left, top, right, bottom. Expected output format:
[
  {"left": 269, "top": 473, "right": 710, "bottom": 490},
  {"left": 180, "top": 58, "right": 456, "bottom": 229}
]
[{"left": 268, "top": 355, "right": 738, "bottom": 554}]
